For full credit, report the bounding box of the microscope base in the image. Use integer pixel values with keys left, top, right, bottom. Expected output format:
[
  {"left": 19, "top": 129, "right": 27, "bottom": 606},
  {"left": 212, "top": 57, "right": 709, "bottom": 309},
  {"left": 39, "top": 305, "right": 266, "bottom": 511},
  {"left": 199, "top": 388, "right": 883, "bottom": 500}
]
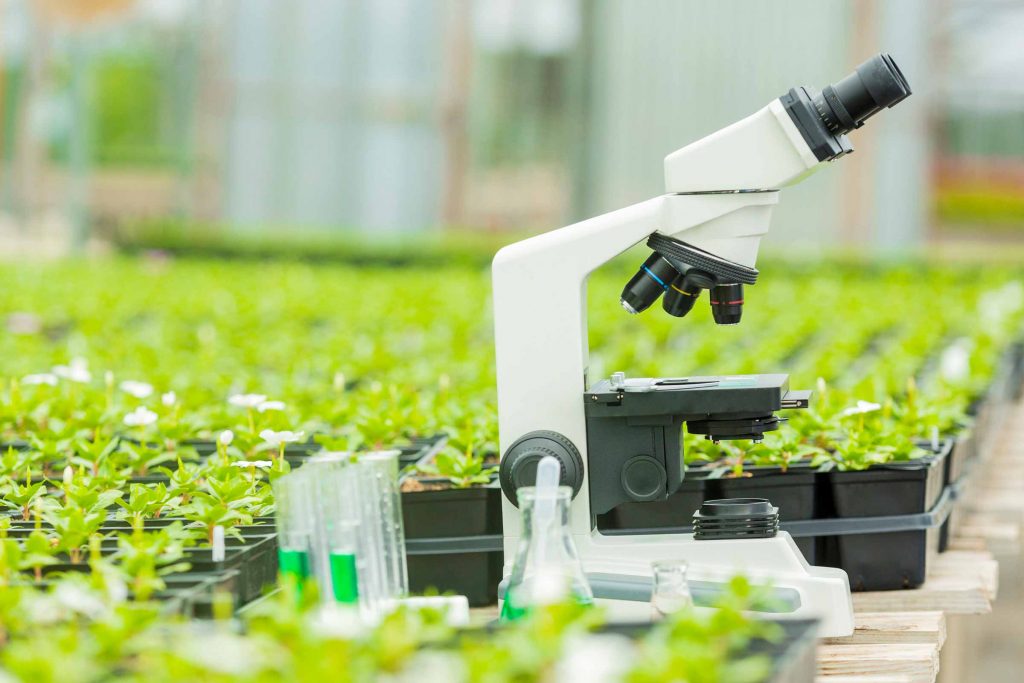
[{"left": 502, "top": 530, "right": 854, "bottom": 637}]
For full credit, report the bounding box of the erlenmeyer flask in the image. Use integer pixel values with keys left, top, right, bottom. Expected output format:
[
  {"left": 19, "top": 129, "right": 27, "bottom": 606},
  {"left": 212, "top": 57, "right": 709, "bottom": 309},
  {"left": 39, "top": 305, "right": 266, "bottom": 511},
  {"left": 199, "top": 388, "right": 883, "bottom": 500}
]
[{"left": 501, "top": 485, "right": 592, "bottom": 620}]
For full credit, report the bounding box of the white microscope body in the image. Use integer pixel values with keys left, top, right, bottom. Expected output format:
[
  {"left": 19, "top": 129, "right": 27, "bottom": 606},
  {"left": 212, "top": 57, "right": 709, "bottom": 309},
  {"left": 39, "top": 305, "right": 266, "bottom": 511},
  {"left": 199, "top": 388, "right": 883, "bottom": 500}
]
[{"left": 492, "top": 55, "right": 911, "bottom": 637}]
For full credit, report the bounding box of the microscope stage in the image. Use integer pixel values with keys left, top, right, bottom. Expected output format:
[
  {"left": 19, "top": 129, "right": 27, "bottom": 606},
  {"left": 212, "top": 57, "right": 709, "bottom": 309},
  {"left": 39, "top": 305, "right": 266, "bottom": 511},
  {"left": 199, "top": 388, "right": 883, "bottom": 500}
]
[{"left": 586, "top": 373, "right": 809, "bottom": 419}]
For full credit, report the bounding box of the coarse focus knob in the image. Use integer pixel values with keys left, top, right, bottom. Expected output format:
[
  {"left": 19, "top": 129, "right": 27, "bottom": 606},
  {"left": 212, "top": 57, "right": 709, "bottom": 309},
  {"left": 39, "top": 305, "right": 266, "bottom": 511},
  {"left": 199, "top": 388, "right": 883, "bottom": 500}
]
[{"left": 500, "top": 430, "right": 584, "bottom": 507}]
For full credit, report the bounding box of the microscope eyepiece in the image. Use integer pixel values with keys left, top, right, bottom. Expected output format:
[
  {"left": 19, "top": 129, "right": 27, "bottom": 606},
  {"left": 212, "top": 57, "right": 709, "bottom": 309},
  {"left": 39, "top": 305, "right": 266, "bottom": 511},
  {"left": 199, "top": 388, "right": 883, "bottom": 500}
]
[
  {"left": 710, "top": 283, "right": 744, "bottom": 325},
  {"left": 814, "top": 53, "right": 911, "bottom": 135},
  {"left": 620, "top": 253, "right": 679, "bottom": 314}
]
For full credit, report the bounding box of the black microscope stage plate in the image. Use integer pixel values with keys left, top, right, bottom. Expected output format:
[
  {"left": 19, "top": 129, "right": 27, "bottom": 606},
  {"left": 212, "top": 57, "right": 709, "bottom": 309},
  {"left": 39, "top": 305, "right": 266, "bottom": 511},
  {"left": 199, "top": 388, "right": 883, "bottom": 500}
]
[{"left": 585, "top": 374, "right": 794, "bottom": 419}]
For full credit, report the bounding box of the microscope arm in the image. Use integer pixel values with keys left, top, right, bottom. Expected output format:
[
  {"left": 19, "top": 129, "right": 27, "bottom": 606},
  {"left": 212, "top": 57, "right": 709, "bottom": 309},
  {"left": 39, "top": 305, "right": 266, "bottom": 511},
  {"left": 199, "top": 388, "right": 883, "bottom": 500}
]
[{"left": 493, "top": 190, "right": 779, "bottom": 538}]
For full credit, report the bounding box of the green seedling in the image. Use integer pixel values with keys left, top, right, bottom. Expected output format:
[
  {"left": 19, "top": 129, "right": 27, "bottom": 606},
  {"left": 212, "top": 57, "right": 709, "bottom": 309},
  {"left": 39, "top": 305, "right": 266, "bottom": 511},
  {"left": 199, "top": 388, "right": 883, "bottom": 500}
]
[
  {"left": 417, "top": 448, "right": 496, "bottom": 489},
  {"left": 0, "top": 473, "right": 47, "bottom": 521},
  {"left": 112, "top": 527, "right": 191, "bottom": 601},
  {"left": 46, "top": 506, "right": 106, "bottom": 564},
  {"left": 115, "top": 483, "right": 178, "bottom": 533}
]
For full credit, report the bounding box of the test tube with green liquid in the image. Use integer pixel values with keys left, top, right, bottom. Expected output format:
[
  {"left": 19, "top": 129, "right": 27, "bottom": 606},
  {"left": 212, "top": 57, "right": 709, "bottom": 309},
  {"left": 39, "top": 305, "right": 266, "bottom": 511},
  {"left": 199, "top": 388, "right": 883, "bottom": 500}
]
[{"left": 273, "top": 469, "right": 315, "bottom": 599}]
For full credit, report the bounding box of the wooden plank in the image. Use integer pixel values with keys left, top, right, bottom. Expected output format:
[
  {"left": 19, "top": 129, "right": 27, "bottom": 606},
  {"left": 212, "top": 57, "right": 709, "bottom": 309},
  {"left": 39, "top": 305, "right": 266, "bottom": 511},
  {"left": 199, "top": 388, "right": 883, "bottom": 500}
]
[
  {"left": 817, "top": 643, "right": 938, "bottom": 683},
  {"left": 957, "top": 515, "right": 1020, "bottom": 555},
  {"left": 851, "top": 550, "right": 996, "bottom": 614},
  {"left": 822, "top": 612, "right": 945, "bottom": 647},
  {"left": 816, "top": 677, "right": 914, "bottom": 683}
]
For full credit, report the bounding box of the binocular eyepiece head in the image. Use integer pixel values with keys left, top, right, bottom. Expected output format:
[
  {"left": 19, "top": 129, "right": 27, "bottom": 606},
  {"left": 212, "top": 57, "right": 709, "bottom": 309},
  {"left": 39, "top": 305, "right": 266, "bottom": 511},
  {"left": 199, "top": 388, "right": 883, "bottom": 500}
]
[{"left": 620, "top": 253, "right": 744, "bottom": 325}]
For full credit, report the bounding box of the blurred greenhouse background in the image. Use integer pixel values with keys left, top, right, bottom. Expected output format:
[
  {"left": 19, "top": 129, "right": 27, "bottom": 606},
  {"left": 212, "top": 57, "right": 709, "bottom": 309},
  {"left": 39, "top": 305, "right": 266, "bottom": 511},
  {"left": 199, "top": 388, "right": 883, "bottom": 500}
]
[{"left": 0, "top": 0, "right": 1022, "bottom": 254}]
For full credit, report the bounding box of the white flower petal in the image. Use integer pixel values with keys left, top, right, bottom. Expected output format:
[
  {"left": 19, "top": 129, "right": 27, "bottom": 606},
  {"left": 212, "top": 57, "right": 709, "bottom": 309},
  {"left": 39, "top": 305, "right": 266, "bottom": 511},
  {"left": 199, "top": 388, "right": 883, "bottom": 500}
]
[
  {"left": 259, "top": 429, "right": 305, "bottom": 446},
  {"left": 123, "top": 406, "right": 158, "bottom": 427},
  {"left": 53, "top": 360, "right": 91, "bottom": 384},
  {"left": 219, "top": 429, "right": 234, "bottom": 446},
  {"left": 119, "top": 380, "right": 154, "bottom": 399},
  {"left": 161, "top": 391, "right": 177, "bottom": 406},
  {"left": 228, "top": 393, "right": 267, "bottom": 408},
  {"left": 256, "top": 400, "right": 286, "bottom": 413},
  {"left": 230, "top": 460, "right": 274, "bottom": 469},
  {"left": 22, "top": 373, "right": 58, "bottom": 386}
]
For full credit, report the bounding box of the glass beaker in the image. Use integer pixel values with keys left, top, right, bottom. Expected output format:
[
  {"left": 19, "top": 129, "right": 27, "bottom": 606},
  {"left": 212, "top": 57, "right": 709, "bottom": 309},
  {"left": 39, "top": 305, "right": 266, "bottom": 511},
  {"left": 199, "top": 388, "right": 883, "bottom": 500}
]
[
  {"left": 650, "top": 559, "right": 693, "bottom": 620},
  {"left": 501, "top": 485, "right": 592, "bottom": 620}
]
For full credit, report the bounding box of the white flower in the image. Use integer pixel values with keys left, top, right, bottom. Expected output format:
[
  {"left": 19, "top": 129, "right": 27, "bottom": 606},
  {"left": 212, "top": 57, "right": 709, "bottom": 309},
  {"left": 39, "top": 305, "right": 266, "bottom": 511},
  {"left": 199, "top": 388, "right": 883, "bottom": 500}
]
[
  {"left": 52, "top": 358, "right": 91, "bottom": 383},
  {"left": 6, "top": 312, "right": 41, "bottom": 335},
  {"left": 63, "top": 465, "right": 74, "bottom": 487},
  {"left": 119, "top": 380, "right": 154, "bottom": 399},
  {"left": 161, "top": 391, "right": 177, "bottom": 407},
  {"left": 230, "top": 460, "right": 274, "bottom": 469},
  {"left": 256, "top": 400, "right": 286, "bottom": 413},
  {"left": 228, "top": 393, "right": 267, "bottom": 409},
  {"left": 940, "top": 339, "right": 972, "bottom": 383},
  {"left": 552, "top": 633, "right": 635, "bottom": 683},
  {"left": 259, "top": 429, "right": 304, "bottom": 447},
  {"left": 177, "top": 631, "right": 264, "bottom": 676},
  {"left": 53, "top": 582, "right": 109, "bottom": 621},
  {"left": 840, "top": 400, "right": 882, "bottom": 418},
  {"left": 22, "top": 373, "right": 58, "bottom": 386},
  {"left": 311, "top": 604, "right": 367, "bottom": 639},
  {"left": 219, "top": 429, "right": 234, "bottom": 446},
  {"left": 123, "top": 406, "right": 158, "bottom": 427}
]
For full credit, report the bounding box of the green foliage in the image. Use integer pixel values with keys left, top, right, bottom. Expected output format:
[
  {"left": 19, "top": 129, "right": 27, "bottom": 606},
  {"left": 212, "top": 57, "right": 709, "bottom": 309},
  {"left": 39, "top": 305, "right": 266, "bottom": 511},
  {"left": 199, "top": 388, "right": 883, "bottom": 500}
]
[
  {"left": 0, "top": 254, "right": 1020, "bottom": 679},
  {"left": 417, "top": 449, "right": 497, "bottom": 488}
]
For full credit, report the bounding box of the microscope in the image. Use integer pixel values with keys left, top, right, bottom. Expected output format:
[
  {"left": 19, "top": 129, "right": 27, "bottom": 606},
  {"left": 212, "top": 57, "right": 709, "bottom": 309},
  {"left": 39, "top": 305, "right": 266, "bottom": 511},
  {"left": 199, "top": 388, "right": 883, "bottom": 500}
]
[{"left": 493, "top": 54, "right": 910, "bottom": 636}]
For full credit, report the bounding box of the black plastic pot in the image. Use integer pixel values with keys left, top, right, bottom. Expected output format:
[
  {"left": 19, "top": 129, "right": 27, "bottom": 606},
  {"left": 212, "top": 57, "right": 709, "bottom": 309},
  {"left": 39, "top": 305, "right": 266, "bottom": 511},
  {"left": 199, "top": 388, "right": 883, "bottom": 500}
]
[
  {"left": 818, "top": 454, "right": 945, "bottom": 591},
  {"left": 595, "top": 466, "right": 717, "bottom": 533},
  {"left": 712, "top": 465, "right": 818, "bottom": 564},
  {"left": 401, "top": 480, "right": 503, "bottom": 606}
]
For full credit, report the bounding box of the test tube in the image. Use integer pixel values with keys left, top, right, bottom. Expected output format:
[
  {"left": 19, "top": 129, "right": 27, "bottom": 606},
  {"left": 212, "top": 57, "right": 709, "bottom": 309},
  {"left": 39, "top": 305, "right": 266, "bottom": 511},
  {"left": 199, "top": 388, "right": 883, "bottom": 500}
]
[
  {"left": 308, "top": 453, "right": 384, "bottom": 619},
  {"left": 357, "top": 451, "right": 408, "bottom": 599},
  {"left": 273, "top": 468, "right": 315, "bottom": 599}
]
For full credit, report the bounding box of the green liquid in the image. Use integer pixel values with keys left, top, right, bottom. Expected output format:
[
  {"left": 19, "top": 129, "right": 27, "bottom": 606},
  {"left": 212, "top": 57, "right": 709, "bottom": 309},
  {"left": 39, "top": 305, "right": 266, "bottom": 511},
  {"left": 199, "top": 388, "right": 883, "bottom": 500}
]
[
  {"left": 329, "top": 552, "right": 360, "bottom": 604},
  {"left": 500, "top": 593, "right": 528, "bottom": 621},
  {"left": 278, "top": 548, "right": 310, "bottom": 581},
  {"left": 500, "top": 590, "right": 592, "bottom": 621}
]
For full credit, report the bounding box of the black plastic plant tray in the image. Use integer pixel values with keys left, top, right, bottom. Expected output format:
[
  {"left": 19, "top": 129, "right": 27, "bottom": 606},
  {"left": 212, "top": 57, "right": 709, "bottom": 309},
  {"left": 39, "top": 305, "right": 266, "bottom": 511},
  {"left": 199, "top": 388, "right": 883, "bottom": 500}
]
[
  {"left": 816, "top": 453, "right": 945, "bottom": 591},
  {"left": 28, "top": 535, "right": 277, "bottom": 605},
  {"left": 177, "top": 536, "right": 278, "bottom": 605},
  {"left": 401, "top": 478, "right": 503, "bottom": 606},
  {"left": 603, "top": 619, "right": 817, "bottom": 683}
]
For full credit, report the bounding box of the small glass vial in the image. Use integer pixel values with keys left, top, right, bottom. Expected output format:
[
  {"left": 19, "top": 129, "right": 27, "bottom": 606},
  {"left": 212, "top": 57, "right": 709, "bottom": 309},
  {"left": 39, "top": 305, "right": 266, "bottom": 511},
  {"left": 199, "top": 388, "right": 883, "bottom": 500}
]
[
  {"left": 650, "top": 560, "right": 693, "bottom": 620},
  {"left": 501, "top": 485, "right": 593, "bottom": 620}
]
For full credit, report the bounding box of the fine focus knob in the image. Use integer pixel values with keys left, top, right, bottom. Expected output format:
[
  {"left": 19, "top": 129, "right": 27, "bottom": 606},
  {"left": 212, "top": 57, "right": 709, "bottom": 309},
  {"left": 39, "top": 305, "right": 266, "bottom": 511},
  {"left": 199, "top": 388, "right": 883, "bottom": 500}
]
[{"left": 500, "top": 430, "right": 584, "bottom": 507}]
